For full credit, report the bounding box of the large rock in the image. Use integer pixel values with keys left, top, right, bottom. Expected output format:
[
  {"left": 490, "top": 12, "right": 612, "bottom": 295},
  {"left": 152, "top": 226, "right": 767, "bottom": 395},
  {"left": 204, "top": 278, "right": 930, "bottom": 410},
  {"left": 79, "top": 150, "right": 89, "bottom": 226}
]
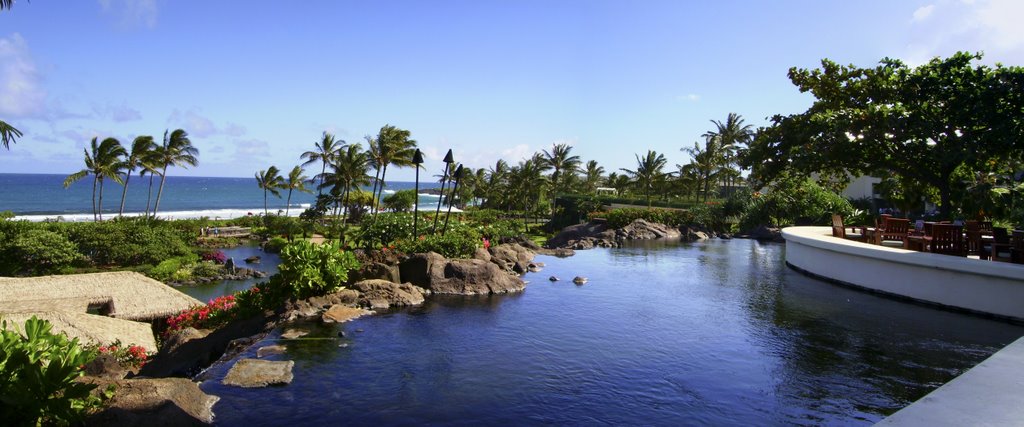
[
  {"left": 83, "top": 353, "right": 128, "bottom": 379},
  {"left": 488, "top": 243, "right": 536, "bottom": 275},
  {"left": 140, "top": 315, "right": 270, "bottom": 379},
  {"left": 545, "top": 221, "right": 618, "bottom": 249},
  {"left": 348, "top": 262, "right": 401, "bottom": 284},
  {"left": 399, "top": 253, "right": 525, "bottom": 295},
  {"left": 285, "top": 289, "right": 360, "bottom": 320},
  {"left": 742, "top": 225, "right": 784, "bottom": 242},
  {"left": 223, "top": 359, "right": 294, "bottom": 388},
  {"left": 85, "top": 378, "right": 219, "bottom": 426},
  {"left": 161, "top": 327, "right": 211, "bottom": 354},
  {"left": 350, "top": 279, "right": 428, "bottom": 308},
  {"left": 616, "top": 219, "right": 682, "bottom": 240},
  {"left": 321, "top": 305, "right": 372, "bottom": 323}
]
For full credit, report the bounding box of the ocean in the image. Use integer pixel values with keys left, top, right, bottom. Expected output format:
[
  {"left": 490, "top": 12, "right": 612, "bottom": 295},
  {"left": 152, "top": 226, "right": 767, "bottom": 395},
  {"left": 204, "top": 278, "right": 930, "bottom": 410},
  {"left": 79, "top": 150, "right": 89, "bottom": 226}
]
[{"left": 0, "top": 173, "right": 443, "bottom": 222}]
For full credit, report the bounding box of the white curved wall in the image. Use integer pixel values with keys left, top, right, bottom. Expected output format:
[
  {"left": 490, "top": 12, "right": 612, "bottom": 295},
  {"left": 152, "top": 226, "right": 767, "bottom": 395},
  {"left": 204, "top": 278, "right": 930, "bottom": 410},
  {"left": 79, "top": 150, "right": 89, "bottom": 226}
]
[{"left": 783, "top": 226, "right": 1024, "bottom": 322}]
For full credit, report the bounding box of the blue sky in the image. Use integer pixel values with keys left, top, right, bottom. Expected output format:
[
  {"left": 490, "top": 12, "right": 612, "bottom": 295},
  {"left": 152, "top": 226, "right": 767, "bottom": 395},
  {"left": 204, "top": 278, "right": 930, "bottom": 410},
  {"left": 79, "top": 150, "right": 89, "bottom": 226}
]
[{"left": 1, "top": 0, "right": 1022, "bottom": 180}]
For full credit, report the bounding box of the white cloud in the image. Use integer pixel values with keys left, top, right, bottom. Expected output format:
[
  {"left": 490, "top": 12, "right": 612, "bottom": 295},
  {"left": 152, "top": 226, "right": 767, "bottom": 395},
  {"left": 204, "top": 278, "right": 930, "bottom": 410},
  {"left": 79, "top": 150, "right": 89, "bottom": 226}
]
[
  {"left": 233, "top": 138, "right": 271, "bottom": 160},
  {"left": 501, "top": 144, "right": 533, "bottom": 162},
  {"left": 676, "top": 94, "right": 700, "bottom": 102},
  {"left": 904, "top": 0, "right": 1024, "bottom": 64},
  {"left": 0, "top": 34, "right": 46, "bottom": 118},
  {"left": 98, "top": 0, "right": 158, "bottom": 29},
  {"left": 166, "top": 109, "right": 247, "bottom": 139},
  {"left": 93, "top": 102, "right": 142, "bottom": 122},
  {"left": 912, "top": 4, "right": 935, "bottom": 22}
]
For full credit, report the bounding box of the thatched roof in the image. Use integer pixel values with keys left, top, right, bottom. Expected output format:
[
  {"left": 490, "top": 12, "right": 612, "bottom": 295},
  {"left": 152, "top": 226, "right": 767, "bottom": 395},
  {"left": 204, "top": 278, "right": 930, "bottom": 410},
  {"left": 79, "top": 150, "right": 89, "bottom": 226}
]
[
  {"left": 1, "top": 310, "right": 158, "bottom": 351},
  {"left": 0, "top": 271, "right": 202, "bottom": 321}
]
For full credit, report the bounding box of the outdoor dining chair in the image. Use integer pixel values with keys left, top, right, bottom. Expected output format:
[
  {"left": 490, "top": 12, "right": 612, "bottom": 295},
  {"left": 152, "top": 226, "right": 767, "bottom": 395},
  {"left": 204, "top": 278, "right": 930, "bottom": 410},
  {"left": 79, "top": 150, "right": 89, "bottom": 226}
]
[
  {"left": 965, "top": 222, "right": 988, "bottom": 260},
  {"left": 931, "top": 224, "right": 966, "bottom": 257},
  {"left": 1011, "top": 230, "right": 1024, "bottom": 264},
  {"left": 990, "top": 227, "right": 1012, "bottom": 261},
  {"left": 875, "top": 217, "right": 910, "bottom": 246}
]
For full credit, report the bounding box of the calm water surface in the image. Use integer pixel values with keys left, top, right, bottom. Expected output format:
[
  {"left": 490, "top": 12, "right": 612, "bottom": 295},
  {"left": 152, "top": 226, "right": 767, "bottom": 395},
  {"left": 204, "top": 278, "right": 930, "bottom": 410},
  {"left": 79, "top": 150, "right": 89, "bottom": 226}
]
[
  {"left": 199, "top": 239, "right": 1024, "bottom": 426},
  {"left": 179, "top": 244, "right": 281, "bottom": 303}
]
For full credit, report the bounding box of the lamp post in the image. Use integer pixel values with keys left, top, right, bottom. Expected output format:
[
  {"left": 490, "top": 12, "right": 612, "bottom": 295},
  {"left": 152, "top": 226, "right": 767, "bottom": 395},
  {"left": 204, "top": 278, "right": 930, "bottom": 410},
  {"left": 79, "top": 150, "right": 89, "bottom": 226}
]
[
  {"left": 412, "top": 149, "right": 424, "bottom": 237},
  {"left": 432, "top": 149, "right": 454, "bottom": 234},
  {"left": 442, "top": 164, "right": 464, "bottom": 236}
]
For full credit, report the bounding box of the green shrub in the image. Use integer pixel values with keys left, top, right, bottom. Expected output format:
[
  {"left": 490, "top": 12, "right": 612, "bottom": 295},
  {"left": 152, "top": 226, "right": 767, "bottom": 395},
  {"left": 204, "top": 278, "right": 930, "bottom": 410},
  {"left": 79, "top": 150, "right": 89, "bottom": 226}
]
[
  {"left": 397, "top": 223, "right": 482, "bottom": 258},
  {"left": 738, "top": 177, "right": 854, "bottom": 230},
  {"left": 148, "top": 256, "right": 200, "bottom": 282},
  {"left": 593, "top": 208, "right": 694, "bottom": 229},
  {"left": 191, "top": 261, "right": 222, "bottom": 278},
  {"left": 382, "top": 189, "right": 418, "bottom": 212},
  {"left": 234, "top": 277, "right": 290, "bottom": 317},
  {"left": 0, "top": 316, "right": 106, "bottom": 425},
  {"left": 277, "top": 241, "right": 360, "bottom": 299},
  {"left": 478, "top": 219, "right": 526, "bottom": 240},
  {"left": 359, "top": 213, "right": 415, "bottom": 248},
  {"left": 58, "top": 219, "right": 192, "bottom": 266},
  {"left": 264, "top": 237, "right": 288, "bottom": 254},
  {"left": 5, "top": 229, "right": 83, "bottom": 275}
]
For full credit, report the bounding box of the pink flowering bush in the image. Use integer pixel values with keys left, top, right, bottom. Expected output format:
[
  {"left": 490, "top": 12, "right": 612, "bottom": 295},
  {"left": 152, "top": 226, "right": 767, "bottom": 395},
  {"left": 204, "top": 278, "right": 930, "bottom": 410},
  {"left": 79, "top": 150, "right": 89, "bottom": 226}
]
[
  {"left": 163, "top": 295, "right": 237, "bottom": 338},
  {"left": 95, "top": 340, "right": 152, "bottom": 368},
  {"left": 200, "top": 250, "right": 227, "bottom": 264}
]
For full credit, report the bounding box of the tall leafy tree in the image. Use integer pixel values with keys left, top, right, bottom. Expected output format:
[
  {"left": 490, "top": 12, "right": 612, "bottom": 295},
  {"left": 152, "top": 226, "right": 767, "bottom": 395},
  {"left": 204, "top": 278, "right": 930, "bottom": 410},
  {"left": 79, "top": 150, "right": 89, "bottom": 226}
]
[
  {"left": 117, "top": 135, "right": 156, "bottom": 216},
  {"left": 704, "top": 113, "right": 754, "bottom": 196},
  {"left": 743, "top": 52, "right": 1024, "bottom": 216},
  {"left": 365, "top": 135, "right": 383, "bottom": 209},
  {"left": 541, "top": 143, "right": 581, "bottom": 194},
  {"left": 300, "top": 132, "right": 344, "bottom": 197},
  {"left": 620, "top": 150, "right": 668, "bottom": 207},
  {"left": 681, "top": 137, "right": 721, "bottom": 202},
  {"left": 63, "top": 137, "right": 127, "bottom": 221},
  {"left": 372, "top": 124, "right": 417, "bottom": 212},
  {"left": 322, "top": 143, "right": 372, "bottom": 225},
  {"left": 151, "top": 129, "right": 199, "bottom": 218},
  {"left": 284, "top": 165, "right": 312, "bottom": 216},
  {"left": 583, "top": 160, "right": 605, "bottom": 193},
  {"left": 255, "top": 166, "right": 285, "bottom": 216}
]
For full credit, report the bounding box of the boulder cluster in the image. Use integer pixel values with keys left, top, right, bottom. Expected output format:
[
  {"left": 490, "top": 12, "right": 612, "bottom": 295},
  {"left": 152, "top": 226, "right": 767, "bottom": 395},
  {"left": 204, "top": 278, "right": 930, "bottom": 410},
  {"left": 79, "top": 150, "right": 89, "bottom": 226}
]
[{"left": 545, "top": 218, "right": 714, "bottom": 249}]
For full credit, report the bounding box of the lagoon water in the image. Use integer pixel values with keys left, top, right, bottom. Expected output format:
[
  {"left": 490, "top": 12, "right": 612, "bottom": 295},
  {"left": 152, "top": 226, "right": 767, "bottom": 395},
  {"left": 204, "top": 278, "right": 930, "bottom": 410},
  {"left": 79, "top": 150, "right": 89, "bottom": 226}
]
[{"left": 199, "top": 239, "right": 1024, "bottom": 426}]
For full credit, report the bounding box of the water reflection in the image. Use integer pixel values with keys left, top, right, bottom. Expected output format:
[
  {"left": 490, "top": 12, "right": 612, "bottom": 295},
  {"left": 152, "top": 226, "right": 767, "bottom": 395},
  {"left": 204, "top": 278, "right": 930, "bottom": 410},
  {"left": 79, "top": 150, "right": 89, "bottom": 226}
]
[{"left": 201, "top": 238, "right": 1024, "bottom": 426}]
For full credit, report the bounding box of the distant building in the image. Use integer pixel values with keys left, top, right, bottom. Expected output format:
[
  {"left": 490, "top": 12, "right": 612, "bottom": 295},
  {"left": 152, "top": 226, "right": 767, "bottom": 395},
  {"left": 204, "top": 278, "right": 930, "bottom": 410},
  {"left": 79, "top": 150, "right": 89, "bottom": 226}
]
[{"left": 840, "top": 175, "right": 881, "bottom": 200}]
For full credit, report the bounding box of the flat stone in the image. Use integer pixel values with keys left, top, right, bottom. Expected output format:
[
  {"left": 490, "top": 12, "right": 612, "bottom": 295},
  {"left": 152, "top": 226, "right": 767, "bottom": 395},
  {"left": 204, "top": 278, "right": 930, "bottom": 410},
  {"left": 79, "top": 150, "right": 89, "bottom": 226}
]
[
  {"left": 321, "top": 305, "right": 372, "bottom": 323},
  {"left": 280, "top": 329, "right": 308, "bottom": 339},
  {"left": 223, "top": 359, "right": 294, "bottom": 388},
  {"left": 256, "top": 344, "right": 286, "bottom": 358}
]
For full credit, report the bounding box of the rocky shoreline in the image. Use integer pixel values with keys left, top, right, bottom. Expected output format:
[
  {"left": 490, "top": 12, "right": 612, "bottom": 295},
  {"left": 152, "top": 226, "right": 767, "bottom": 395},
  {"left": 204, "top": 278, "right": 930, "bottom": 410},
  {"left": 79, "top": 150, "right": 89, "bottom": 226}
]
[{"left": 544, "top": 218, "right": 783, "bottom": 249}]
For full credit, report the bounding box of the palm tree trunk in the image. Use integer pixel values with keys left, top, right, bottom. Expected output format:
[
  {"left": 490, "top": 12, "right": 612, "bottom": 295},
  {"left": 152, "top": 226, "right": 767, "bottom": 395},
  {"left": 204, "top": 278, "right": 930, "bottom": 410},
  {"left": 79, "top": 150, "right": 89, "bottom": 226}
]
[
  {"left": 318, "top": 162, "right": 326, "bottom": 197},
  {"left": 375, "top": 164, "right": 389, "bottom": 215},
  {"left": 119, "top": 172, "right": 132, "bottom": 216},
  {"left": 263, "top": 189, "right": 269, "bottom": 216},
  {"left": 370, "top": 167, "right": 382, "bottom": 213},
  {"left": 145, "top": 173, "right": 154, "bottom": 217},
  {"left": 286, "top": 188, "right": 293, "bottom": 216},
  {"left": 340, "top": 183, "right": 352, "bottom": 245},
  {"left": 153, "top": 167, "right": 169, "bottom": 218},
  {"left": 91, "top": 177, "right": 98, "bottom": 221},
  {"left": 98, "top": 178, "right": 105, "bottom": 221}
]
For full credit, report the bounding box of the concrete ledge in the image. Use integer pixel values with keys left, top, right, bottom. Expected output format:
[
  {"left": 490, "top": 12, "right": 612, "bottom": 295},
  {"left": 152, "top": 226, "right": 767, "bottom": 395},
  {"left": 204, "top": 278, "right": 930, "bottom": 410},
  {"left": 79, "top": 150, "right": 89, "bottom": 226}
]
[
  {"left": 783, "top": 226, "right": 1024, "bottom": 322},
  {"left": 875, "top": 335, "right": 1024, "bottom": 426}
]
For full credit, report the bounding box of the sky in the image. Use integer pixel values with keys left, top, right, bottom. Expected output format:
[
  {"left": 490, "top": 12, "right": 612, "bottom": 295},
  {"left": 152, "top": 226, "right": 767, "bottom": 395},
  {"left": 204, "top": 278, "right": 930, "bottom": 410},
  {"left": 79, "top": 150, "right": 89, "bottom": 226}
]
[{"left": 1, "top": 0, "right": 1023, "bottom": 181}]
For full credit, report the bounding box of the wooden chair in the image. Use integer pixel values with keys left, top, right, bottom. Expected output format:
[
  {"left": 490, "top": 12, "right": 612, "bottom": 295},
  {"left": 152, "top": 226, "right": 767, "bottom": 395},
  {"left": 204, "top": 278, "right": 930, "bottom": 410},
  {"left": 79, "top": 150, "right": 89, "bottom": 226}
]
[
  {"left": 930, "top": 224, "right": 966, "bottom": 256},
  {"left": 964, "top": 222, "right": 988, "bottom": 260},
  {"left": 1011, "top": 230, "right": 1024, "bottom": 264},
  {"left": 875, "top": 217, "right": 910, "bottom": 246},
  {"left": 831, "top": 214, "right": 846, "bottom": 238},
  {"left": 990, "top": 227, "right": 1012, "bottom": 261}
]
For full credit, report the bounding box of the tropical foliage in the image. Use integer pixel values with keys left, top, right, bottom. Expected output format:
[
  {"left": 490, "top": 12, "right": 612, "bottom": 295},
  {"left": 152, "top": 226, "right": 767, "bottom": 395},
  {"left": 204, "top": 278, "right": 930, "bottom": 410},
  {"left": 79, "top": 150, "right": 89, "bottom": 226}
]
[{"left": 0, "top": 316, "right": 106, "bottom": 426}]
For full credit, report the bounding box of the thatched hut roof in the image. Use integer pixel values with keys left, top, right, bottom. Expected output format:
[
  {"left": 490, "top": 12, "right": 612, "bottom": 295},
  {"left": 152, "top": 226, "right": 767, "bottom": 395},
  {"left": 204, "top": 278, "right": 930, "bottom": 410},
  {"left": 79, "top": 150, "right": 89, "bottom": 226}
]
[
  {"left": 1, "top": 310, "right": 158, "bottom": 351},
  {"left": 0, "top": 271, "right": 202, "bottom": 321}
]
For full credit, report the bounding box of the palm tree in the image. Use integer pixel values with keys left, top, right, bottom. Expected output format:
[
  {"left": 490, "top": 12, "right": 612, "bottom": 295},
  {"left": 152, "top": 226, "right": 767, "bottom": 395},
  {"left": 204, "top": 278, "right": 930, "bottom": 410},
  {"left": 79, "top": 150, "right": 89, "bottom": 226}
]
[
  {"left": 151, "top": 129, "right": 199, "bottom": 218},
  {"left": 365, "top": 135, "right": 383, "bottom": 208},
  {"left": 485, "top": 159, "right": 510, "bottom": 210},
  {"left": 703, "top": 113, "right": 754, "bottom": 196},
  {"left": 300, "top": 132, "right": 344, "bottom": 197},
  {"left": 583, "top": 160, "right": 605, "bottom": 193},
  {"left": 255, "top": 166, "right": 285, "bottom": 216},
  {"left": 63, "top": 137, "right": 127, "bottom": 221},
  {"left": 117, "top": 135, "right": 156, "bottom": 216},
  {"left": 508, "top": 155, "right": 549, "bottom": 222},
  {"left": 140, "top": 152, "right": 161, "bottom": 217},
  {"left": 372, "top": 125, "right": 417, "bottom": 212},
  {"left": 541, "top": 143, "right": 581, "bottom": 194},
  {"left": 322, "top": 143, "right": 372, "bottom": 229},
  {"left": 620, "top": 150, "right": 668, "bottom": 208},
  {"left": 682, "top": 137, "right": 721, "bottom": 202},
  {"left": 0, "top": 120, "right": 22, "bottom": 150},
  {"left": 284, "top": 165, "right": 312, "bottom": 216}
]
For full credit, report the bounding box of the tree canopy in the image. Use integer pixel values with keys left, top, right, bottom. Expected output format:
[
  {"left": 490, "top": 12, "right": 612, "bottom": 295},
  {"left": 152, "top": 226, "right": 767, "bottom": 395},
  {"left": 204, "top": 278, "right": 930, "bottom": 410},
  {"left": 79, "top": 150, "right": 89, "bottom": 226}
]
[{"left": 743, "top": 52, "right": 1024, "bottom": 216}]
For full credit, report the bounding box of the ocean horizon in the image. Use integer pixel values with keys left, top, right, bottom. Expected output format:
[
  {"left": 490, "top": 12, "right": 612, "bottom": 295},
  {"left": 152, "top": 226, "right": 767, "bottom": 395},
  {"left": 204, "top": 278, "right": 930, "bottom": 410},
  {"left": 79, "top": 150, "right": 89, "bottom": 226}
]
[{"left": 0, "top": 173, "right": 443, "bottom": 222}]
